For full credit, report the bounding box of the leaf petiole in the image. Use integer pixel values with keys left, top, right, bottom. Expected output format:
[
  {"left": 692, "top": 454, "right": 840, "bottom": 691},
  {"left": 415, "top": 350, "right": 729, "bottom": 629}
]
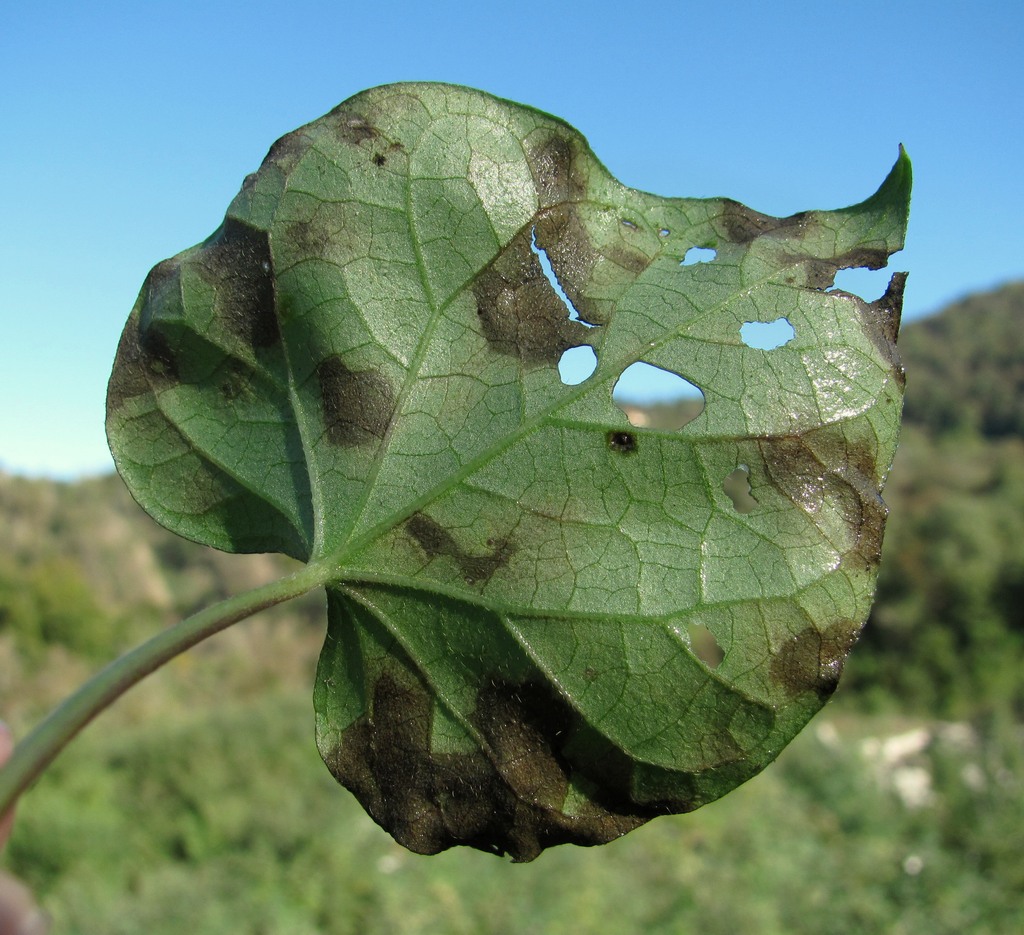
[{"left": 0, "top": 558, "right": 334, "bottom": 820}]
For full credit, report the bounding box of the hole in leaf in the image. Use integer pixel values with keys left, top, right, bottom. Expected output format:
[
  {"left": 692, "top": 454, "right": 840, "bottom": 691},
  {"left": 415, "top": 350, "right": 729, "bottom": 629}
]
[
  {"left": 612, "top": 361, "right": 705, "bottom": 430},
  {"left": 680, "top": 246, "right": 716, "bottom": 266},
  {"left": 531, "top": 227, "right": 597, "bottom": 328},
  {"left": 558, "top": 345, "right": 598, "bottom": 385},
  {"left": 686, "top": 622, "right": 724, "bottom": 668},
  {"left": 723, "top": 464, "right": 758, "bottom": 514},
  {"left": 658, "top": 228, "right": 670, "bottom": 238},
  {"left": 740, "top": 318, "right": 795, "bottom": 350},
  {"left": 621, "top": 218, "right": 639, "bottom": 230},
  {"left": 828, "top": 266, "right": 891, "bottom": 302}
]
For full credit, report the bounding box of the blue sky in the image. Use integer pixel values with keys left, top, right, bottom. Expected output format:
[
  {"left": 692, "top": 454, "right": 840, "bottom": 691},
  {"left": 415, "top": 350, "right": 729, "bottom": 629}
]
[{"left": 2, "top": 0, "right": 1021, "bottom": 477}]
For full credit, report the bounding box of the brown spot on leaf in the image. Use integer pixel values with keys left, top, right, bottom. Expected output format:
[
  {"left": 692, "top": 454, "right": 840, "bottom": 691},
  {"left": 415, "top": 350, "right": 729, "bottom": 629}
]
[
  {"left": 263, "top": 129, "right": 310, "bottom": 173},
  {"left": 835, "top": 247, "right": 891, "bottom": 274},
  {"left": 759, "top": 435, "right": 837, "bottom": 515},
  {"left": 138, "top": 327, "right": 179, "bottom": 384},
  {"left": 107, "top": 314, "right": 162, "bottom": 411},
  {"left": 107, "top": 262, "right": 185, "bottom": 411},
  {"left": 218, "top": 359, "right": 258, "bottom": 402},
  {"left": 322, "top": 672, "right": 458, "bottom": 856},
  {"left": 473, "top": 227, "right": 589, "bottom": 365},
  {"left": 718, "top": 203, "right": 815, "bottom": 245},
  {"left": 605, "top": 244, "right": 651, "bottom": 276},
  {"left": 316, "top": 356, "right": 396, "bottom": 446},
  {"left": 874, "top": 271, "right": 906, "bottom": 346},
  {"left": 838, "top": 469, "right": 888, "bottom": 573},
  {"left": 607, "top": 430, "right": 637, "bottom": 454},
  {"left": 527, "top": 132, "right": 585, "bottom": 207},
  {"left": 406, "top": 513, "right": 515, "bottom": 585},
  {"left": 533, "top": 205, "right": 605, "bottom": 326},
  {"left": 718, "top": 201, "right": 782, "bottom": 244},
  {"left": 786, "top": 248, "right": 892, "bottom": 293},
  {"left": 321, "top": 671, "right": 647, "bottom": 862},
  {"left": 328, "top": 107, "right": 382, "bottom": 145},
  {"left": 406, "top": 512, "right": 456, "bottom": 556},
  {"left": 473, "top": 680, "right": 576, "bottom": 808},
  {"left": 759, "top": 433, "right": 888, "bottom": 572},
  {"left": 770, "top": 622, "right": 860, "bottom": 699},
  {"left": 197, "top": 218, "right": 280, "bottom": 350},
  {"left": 861, "top": 271, "right": 908, "bottom": 390},
  {"left": 803, "top": 258, "right": 842, "bottom": 291}
]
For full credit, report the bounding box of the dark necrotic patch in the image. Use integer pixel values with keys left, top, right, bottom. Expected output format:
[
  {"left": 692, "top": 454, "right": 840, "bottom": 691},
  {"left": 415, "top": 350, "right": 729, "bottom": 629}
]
[
  {"left": 263, "top": 129, "right": 310, "bottom": 172},
  {"left": 758, "top": 434, "right": 887, "bottom": 572},
  {"left": 473, "top": 228, "right": 589, "bottom": 366},
  {"left": 197, "top": 218, "right": 280, "bottom": 350},
  {"left": 108, "top": 259, "right": 189, "bottom": 410},
  {"left": 803, "top": 258, "right": 842, "bottom": 291},
  {"left": 718, "top": 203, "right": 816, "bottom": 245},
  {"left": 527, "top": 132, "right": 583, "bottom": 207},
  {"left": 797, "top": 247, "right": 895, "bottom": 293},
  {"left": 218, "top": 359, "right": 258, "bottom": 402},
  {"left": 758, "top": 436, "right": 832, "bottom": 514},
  {"left": 836, "top": 468, "right": 888, "bottom": 573},
  {"left": 718, "top": 201, "right": 781, "bottom": 244},
  {"left": 327, "top": 106, "right": 382, "bottom": 145},
  {"left": 605, "top": 244, "right": 651, "bottom": 276},
  {"left": 406, "top": 512, "right": 457, "bottom": 556},
  {"left": 316, "top": 356, "right": 396, "bottom": 447},
  {"left": 472, "top": 680, "right": 576, "bottom": 806},
  {"left": 106, "top": 320, "right": 149, "bottom": 411},
  {"left": 873, "top": 270, "right": 907, "bottom": 347},
  {"left": 863, "top": 271, "right": 908, "bottom": 389},
  {"left": 474, "top": 679, "right": 655, "bottom": 817},
  {"left": 323, "top": 672, "right": 450, "bottom": 855},
  {"left": 835, "top": 246, "right": 891, "bottom": 274},
  {"left": 607, "top": 430, "right": 637, "bottom": 454},
  {"left": 323, "top": 670, "right": 646, "bottom": 862},
  {"left": 406, "top": 513, "right": 515, "bottom": 585},
  {"left": 532, "top": 206, "right": 604, "bottom": 325},
  {"left": 770, "top": 623, "right": 860, "bottom": 699},
  {"left": 138, "top": 327, "right": 179, "bottom": 384},
  {"left": 107, "top": 313, "right": 169, "bottom": 411}
]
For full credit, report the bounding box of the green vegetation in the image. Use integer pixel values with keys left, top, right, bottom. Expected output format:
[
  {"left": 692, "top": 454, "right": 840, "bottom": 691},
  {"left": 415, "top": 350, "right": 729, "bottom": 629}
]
[
  {"left": 898, "top": 282, "right": 1024, "bottom": 439},
  {"left": 2, "top": 280, "right": 1022, "bottom": 930},
  {"left": 848, "top": 428, "right": 1024, "bottom": 716},
  {"left": 6, "top": 691, "right": 1021, "bottom": 935},
  {"left": 847, "top": 283, "right": 1024, "bottom": 718}
]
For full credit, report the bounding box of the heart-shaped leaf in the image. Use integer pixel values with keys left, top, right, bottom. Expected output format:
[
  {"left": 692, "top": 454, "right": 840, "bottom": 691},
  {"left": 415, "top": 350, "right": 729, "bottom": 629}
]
[{"left": 107, "top": 83, "right": 911, "bottom": 860}]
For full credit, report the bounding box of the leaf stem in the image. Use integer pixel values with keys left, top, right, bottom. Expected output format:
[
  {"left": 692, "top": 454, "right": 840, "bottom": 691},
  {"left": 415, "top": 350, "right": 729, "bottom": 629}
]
[{"left": 0, "top": 559, "right": 333, "bottom": 820}]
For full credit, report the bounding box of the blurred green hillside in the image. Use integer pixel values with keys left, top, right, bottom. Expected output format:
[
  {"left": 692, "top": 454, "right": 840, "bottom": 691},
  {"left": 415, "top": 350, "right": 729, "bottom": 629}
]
[
  {"left": 850, "top": 282, "right": 1024, "bottom": 717},
  {"left": 1, "top": 283, "right": 1022, "bottom": 933}
]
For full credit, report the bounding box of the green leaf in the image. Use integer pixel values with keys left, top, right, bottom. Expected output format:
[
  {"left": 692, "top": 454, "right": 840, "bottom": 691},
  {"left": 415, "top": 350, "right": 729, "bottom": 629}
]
[{"left": 107, "top": 83, "right": 911, "bottom": 861}]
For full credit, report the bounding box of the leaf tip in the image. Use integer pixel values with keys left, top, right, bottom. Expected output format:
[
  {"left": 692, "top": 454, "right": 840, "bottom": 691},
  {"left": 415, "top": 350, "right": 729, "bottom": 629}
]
[{"left": 858, "top": 144, "right": 913, "bottom": 223}]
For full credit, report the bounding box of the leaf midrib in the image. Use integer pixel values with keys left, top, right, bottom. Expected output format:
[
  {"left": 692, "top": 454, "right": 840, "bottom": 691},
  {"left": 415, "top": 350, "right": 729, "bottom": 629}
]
[{"left": 323, "top": 242, "right": 859, "bottom": 569}]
